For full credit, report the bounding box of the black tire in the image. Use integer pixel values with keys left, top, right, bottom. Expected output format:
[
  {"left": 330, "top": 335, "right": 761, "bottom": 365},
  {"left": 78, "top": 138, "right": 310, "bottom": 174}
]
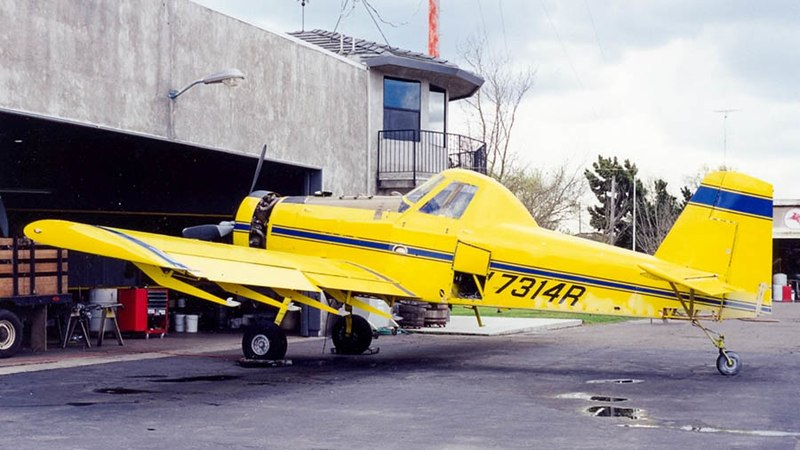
[
  {"left": 716, "top": 351, "right": 742, "bottom": 376},
  {"left": 0, "top": 309, "right": 23, "bottom": 359},
  {"left": 331, "top": 315, "right": 373, "bottom": 355},
  {"left": 242, "top": 322, "right": 287, "bottom": 360}
]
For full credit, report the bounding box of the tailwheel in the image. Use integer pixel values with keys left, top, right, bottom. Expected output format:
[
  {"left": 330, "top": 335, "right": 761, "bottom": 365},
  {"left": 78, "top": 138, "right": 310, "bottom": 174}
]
[
  {"left": 332, "top": 315, "right": 373, "bottom": 355},
  {"left": 716, "top": 350, "right": 742, "bottom": 376},
  {"left": 242, "top": 322, "right": 287, "bottom": 360},
  {"left": 692, "top": 320, "right": 742, "bottom": 376}
]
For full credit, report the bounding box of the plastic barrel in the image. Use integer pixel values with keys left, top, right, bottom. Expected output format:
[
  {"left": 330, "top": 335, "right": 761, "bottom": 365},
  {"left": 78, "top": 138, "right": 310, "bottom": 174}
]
[
  {"left": 185, "top": 314, "right": 198, "bottom": 333},
  {"left": 773, "top": 273, "right": 788, "bottom": 286},
  {"left": 174, "top": 313, "right": 186, "bottom": 332}
]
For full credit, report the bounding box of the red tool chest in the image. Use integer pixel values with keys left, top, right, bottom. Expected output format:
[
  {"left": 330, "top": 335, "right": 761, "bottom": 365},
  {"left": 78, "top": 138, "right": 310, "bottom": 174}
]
[{"left": 117, "top": 288, "right": 168, "bottom": 338}]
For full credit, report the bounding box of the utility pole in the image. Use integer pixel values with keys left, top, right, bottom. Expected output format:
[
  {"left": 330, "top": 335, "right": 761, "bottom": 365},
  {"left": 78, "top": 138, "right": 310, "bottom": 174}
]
[
  {"left": 606, "top": 175, "right": 617, "bottom": 245},
  {"left": 715, "top": 109, "right": 739, "bottom": 164},
  {"left": 632, "top": 173, "right": 636, "bottom": 252}
]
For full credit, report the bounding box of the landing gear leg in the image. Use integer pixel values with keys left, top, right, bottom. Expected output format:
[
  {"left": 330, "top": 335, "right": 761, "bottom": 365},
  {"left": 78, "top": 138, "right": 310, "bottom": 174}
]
[{"left": 693, "top": 320, "right": 741, "bottom": 376}]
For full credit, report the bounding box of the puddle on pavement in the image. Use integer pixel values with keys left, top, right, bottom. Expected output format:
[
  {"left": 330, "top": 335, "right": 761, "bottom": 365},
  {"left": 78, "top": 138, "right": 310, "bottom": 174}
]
[
  {"left": 586, "top": 405, "right": 642, "bottom": 419},
  {"left": 556, "top": 392, "right": 627, "bottom": 402},
  {"left": 150, "top": 375, "right": 241, "bottom": 383},
  {"left": 621, "top": 423, "right": 800, "bottom": 437},
  {"left": 590, "top": 396, "right": 627, "bottom": 402},
  {"left": 94, "top": 387, "right": 154, "bottom": 395},
  {"left": 67, "top": 402, "right": 97, "bottom": 407},
  {"left": 586, "top": 378, "right": 643, "bottom": 384}
]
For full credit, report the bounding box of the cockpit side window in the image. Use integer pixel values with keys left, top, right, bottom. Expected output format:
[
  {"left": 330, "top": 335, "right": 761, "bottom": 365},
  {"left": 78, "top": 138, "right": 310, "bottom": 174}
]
[
  {"left": 419, "top": 182, "right": 477, "bottom": 219},
  {"left": 399, "top": 174, "right": 444, "bottom": 212}
]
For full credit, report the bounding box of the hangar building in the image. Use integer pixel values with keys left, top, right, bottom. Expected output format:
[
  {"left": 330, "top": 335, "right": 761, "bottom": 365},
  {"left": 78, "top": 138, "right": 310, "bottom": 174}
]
[{"left": 0, "top": 0, "right": 485, "bottom": 334}]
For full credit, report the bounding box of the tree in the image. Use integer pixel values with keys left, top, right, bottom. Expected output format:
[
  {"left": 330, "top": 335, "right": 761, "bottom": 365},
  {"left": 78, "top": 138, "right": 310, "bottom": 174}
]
[
  {"left": 457, "top": 33, "right": 535, "bottom": 182},
  {"left": 586, "top": 155, "right": 689, "bottom": 254},
  {"left": 456, "top": 32, "right": 584, "bottom": 231},
  {"left": 502, "top": 164, "right": 585, "bottom": 230},
  {"left": 635, "top": 179, "right": 682, "bottom": 254},
  {"left": 584, "top": 156, "right": 640, "bottom": 248}
]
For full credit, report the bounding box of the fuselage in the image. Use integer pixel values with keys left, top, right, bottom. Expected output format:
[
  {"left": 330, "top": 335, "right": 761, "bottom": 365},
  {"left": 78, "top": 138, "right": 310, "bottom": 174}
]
[{"left": 233, "top": 169, "right": 760, "bottom": 320}]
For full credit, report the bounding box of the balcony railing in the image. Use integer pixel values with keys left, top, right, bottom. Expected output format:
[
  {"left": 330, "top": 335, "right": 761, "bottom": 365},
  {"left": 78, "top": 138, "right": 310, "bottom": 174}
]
[{"left": 377, "top": 130, "right": 487, "bottom": 190}]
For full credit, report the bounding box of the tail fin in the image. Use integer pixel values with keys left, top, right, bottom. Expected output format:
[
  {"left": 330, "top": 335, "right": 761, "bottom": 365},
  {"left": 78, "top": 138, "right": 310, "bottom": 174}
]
[{"left": 656, "top": 171, "right": 773, "bottom": 312}]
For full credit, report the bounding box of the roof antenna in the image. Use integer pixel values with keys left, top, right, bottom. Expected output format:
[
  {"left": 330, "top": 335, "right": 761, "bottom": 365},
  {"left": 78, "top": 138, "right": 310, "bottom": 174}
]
[
  {"left": 297, "top": 0, "right": 309, "bottom": 31},
  {"left": 714, "top": 108, "right": 739, "bottom": 164}
]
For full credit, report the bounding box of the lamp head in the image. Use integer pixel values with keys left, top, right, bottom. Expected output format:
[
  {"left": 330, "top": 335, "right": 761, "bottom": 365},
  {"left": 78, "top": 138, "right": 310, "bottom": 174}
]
[{"left": 202, "top": 68, "right": 245, "bottom": 85}]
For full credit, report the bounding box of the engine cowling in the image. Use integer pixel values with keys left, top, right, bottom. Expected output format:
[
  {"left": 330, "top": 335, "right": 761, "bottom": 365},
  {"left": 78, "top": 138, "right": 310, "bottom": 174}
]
[{"left": 232, "top": 191, "right": 280, "bottom": 248}]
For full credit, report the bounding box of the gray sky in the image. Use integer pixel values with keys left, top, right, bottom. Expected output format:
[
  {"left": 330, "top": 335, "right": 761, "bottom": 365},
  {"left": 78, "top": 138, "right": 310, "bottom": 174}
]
[{"left": 193, "top": 0, "right": 800, "bottom": 199}]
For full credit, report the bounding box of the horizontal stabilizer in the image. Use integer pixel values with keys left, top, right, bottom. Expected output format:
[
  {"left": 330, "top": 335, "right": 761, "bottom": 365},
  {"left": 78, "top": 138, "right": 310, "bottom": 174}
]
[{"left": 639, "top": 263, "right": 734, "bottom": 297}]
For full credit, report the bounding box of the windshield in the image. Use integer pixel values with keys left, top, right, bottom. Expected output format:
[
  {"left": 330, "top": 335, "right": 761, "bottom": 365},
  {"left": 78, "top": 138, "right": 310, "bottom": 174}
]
[
  {"left": 419, "top": 182, "right": 477, "bottom": 219},
  {"left": 399, "top": 174, "right": 444, "bottom": 212}
]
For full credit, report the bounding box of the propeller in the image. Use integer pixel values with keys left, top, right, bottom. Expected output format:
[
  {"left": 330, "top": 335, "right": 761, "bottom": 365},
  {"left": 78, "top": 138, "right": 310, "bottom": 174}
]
[
  {"left": 249, "top": 144, "right": 268, "bottom": 194},
  {"left": 182, "top": 144, "right": 268, "bottom": 241},
  {"left": 0, "top": 195, "right": 8, "bottom": 237},
  {"left": 182, "top": 221, "right": 234, "bottom": 241}
]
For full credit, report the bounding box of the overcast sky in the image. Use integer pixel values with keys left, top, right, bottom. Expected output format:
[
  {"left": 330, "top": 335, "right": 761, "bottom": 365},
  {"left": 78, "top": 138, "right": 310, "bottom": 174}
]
[{"left": 194, "top": 0, "right": 800, "bottom": 200}]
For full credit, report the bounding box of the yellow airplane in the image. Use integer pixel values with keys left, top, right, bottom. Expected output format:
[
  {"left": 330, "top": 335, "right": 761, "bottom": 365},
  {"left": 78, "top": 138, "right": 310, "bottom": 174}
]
[{"left": 24, "top": 168, "right": 772, "bottom": 376}]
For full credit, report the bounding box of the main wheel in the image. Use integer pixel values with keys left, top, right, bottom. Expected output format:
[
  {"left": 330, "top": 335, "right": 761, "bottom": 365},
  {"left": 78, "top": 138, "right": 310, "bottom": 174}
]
[
  {"left": 716, "top": 351, "right": 742, "bottom": 376},
  {"left": 242, "top": 322, "right": 287, "bottom": 360},
  {"left": 332, "top": 315, "right": 373, "bottom": 355},
  {"left": 0, "top": 309, "right": 23, "bottom": 359}
]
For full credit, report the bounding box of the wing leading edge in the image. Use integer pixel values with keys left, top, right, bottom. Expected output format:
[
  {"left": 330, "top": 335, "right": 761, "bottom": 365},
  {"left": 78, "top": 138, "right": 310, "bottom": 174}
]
[{"left": 24, "top": 220, "right": 415, "bottom": 319}]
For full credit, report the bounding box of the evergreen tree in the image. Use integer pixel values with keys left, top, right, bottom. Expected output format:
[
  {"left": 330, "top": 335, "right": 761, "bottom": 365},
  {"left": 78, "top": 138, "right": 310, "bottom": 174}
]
[{"left": 584, "top": 156, "right": 643, "bottom": 249}]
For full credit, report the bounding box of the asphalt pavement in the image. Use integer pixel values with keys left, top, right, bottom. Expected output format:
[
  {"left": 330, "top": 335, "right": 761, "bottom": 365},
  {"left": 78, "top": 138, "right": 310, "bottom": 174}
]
[{"left": 0, "top": 304, "right": 798, "bottom": 449}]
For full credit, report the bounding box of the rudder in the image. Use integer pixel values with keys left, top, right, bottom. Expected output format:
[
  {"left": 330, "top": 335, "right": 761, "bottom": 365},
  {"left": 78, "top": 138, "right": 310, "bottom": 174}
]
[{"left": 655, "top": 171, "right": 773, "bottom": 309}]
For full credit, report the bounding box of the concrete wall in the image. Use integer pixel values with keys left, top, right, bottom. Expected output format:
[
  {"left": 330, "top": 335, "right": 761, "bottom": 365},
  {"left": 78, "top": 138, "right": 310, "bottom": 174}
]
[{"left": 0, "top": 0, "right": 370, "bottom": 194}]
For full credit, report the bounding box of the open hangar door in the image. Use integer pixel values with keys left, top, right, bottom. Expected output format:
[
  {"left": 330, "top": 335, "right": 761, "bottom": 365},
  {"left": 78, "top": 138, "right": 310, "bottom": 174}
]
[
  {"left": 1, "top": 111, "right": 323, "bottom": 331},
  {"left": 0, "top": 111, "right": 321, "bottom": 237},
  {"left": 1, "top": 110, "right": 325, "bottom": 335}
]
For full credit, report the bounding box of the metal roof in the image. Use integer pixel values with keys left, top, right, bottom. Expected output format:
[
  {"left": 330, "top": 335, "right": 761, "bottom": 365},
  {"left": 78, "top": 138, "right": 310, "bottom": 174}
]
[{"left": 289, "top": 29, "right": 483, "bottom": 100}]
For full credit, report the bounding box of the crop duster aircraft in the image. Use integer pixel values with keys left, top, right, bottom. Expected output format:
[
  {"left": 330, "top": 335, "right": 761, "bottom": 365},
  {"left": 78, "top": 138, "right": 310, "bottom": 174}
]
[{"left": 24, "top": 168, "right": 772, "bottom": 376}]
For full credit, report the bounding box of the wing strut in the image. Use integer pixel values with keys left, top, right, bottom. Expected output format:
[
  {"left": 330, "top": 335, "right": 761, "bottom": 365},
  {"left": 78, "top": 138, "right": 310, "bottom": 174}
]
[
  {"left": 135, "top": 263, "right": 240, "bottom": 307},
  {"left": 325, "top": 289, "right": 393, "bottom": 320}
]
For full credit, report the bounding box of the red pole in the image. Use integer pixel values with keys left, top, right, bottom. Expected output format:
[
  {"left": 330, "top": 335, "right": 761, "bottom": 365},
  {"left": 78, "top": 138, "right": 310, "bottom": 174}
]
[{"left": 428, "top": 0, "right": 439, "bottom": 58}]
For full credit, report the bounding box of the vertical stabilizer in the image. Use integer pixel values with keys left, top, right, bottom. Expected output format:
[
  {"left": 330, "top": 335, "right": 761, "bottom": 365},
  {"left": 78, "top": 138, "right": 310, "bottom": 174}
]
[{"left": 656, "top": 171, "right": 773, "bottom": 310}]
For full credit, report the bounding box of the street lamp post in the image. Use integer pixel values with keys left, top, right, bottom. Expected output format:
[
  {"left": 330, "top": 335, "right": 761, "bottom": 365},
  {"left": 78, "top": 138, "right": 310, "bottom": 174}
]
[{"left": 168, "top": 68, "right": 245, "bottom": 100}]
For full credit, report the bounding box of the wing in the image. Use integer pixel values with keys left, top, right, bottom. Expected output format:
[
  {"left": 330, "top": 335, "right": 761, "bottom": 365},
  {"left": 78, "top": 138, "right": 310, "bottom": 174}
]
[
  {"left": 639, "top": 262, "right": 734, "bottom": 297},
  {"left": 24, "top": 220, "right": 416, "bottom": 319}
]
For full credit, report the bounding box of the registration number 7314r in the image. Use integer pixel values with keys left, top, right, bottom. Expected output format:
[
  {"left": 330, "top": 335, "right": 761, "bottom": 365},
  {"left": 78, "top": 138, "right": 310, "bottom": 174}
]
[{"left": 488, "top": 272, "right": 587, "bottom": 306}]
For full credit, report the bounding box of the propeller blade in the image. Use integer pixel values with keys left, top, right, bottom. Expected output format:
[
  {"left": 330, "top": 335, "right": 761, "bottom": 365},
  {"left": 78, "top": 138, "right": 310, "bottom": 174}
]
[
  {"left": 249, "top": 144, "right": 267, "bottom": 194},
  {"left": 0, "top": 196, "right": 8, "bottom": 237},
  {"left": 182, "top": 221, "right": 235, "bottom": 241}
]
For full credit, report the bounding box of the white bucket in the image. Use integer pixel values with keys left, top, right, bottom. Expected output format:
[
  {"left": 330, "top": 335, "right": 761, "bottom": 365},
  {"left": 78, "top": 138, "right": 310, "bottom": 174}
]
[
  {"left": 773, "top": 273, "right": 788, "bottom": 286},
  {"left": 89, "top": 288, "right": 117, "bottom": 333},
  {"left": 174, "top": 313, "right": 186, "bottom": 332},
  {"left": 772, "top": 285, "right": 783, "bottom": 301},
  {"left": 185, "top": 314, "right": 199, "bottom": 333}
]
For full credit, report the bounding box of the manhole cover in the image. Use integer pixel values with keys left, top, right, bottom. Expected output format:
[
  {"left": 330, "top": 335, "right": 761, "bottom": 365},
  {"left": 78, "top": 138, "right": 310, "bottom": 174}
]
[{"left": 586, "top": 406, "right": 642, "bottom": 419}]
